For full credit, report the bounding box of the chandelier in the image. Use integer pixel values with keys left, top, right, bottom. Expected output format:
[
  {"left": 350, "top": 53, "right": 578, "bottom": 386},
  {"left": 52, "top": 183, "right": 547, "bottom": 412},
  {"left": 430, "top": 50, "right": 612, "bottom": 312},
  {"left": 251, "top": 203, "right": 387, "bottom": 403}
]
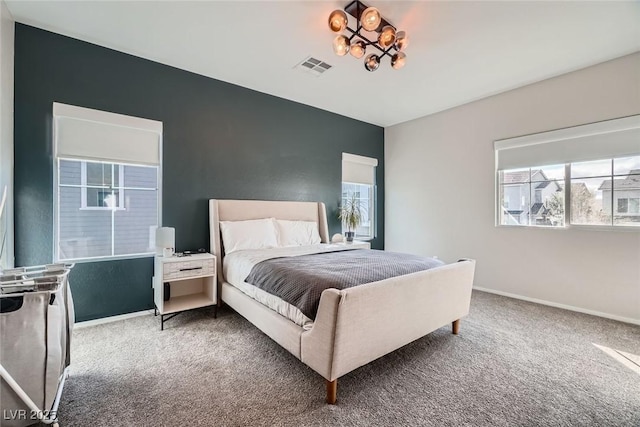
[{"left": 328, "top": 1, "right": 408, "bottom": 71}]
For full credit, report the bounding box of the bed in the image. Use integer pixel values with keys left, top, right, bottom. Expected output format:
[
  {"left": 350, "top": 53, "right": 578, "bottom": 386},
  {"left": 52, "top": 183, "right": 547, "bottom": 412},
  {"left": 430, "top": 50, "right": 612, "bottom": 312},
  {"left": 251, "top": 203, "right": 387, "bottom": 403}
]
[{"left": 209, "top": 199, "right": 475, "bottom": 404}]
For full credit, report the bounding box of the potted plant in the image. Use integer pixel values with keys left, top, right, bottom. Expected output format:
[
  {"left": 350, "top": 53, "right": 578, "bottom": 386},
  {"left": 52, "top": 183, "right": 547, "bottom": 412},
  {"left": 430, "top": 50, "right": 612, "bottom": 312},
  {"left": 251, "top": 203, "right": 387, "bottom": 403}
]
[{"left": 339, "top": 194, "right": 362, "bottom": 243}]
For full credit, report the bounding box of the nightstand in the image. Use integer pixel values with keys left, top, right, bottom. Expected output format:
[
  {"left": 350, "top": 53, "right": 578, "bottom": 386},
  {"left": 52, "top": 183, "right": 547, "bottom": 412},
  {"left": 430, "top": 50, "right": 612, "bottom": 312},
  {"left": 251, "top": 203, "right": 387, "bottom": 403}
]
[{"left": 153, "top": 253, "right": 216, "bottom": 330}]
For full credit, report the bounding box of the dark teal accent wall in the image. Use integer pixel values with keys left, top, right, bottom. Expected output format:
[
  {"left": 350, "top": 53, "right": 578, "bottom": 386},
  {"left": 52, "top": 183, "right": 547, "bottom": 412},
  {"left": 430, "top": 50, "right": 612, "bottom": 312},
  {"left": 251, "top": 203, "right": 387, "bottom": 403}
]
[{"left": 14, "top": 24, "right": 385, "bottom": 321}]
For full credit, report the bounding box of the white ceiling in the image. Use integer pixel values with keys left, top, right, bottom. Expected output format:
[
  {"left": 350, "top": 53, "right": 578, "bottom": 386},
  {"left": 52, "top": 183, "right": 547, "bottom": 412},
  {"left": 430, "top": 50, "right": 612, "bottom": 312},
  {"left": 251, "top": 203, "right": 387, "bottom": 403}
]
[{"left": 6, "top": 1, "right": 640, "bottom": 127}]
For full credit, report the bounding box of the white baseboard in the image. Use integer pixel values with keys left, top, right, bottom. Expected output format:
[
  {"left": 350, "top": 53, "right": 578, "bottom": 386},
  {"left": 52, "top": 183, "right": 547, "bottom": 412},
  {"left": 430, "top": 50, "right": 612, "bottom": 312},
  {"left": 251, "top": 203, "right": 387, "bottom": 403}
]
[
  {"left": 473, "top": 286, "right": 640, "bottom": 326},
  {"left": 75, "top": 309, "right": 154, "bottom": 329}
]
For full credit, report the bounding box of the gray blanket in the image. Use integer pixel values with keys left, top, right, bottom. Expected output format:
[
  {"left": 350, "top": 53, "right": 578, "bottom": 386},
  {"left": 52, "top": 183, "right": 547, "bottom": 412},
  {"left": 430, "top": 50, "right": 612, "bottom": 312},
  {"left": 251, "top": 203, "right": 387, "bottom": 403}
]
[{"left": 244, "top": 249, "right": 445, "bottom": 320}]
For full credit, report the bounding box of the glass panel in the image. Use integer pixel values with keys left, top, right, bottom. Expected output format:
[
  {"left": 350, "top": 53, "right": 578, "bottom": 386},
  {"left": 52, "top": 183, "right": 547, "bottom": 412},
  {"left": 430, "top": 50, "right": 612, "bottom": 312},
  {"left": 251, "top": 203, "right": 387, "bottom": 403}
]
[
  {"left": 613, "top": 177, "right": 640, "bottom": 226},
  {"left": 58, "top": 186, "right": 112, "bottom": 259},
  {"left": 500, "top": 164, "right": 565, "bottom": 227},
  {"left": 531, "top": 180, "right": 564, "bottom": 227},
  {"left": 570, "top": 178, "right": 611, "bottom": 225},
  {"left": 113, "top": 164, "right": 120, "bottom": 187},
  {"left": 617, "top": 198, "right": 629, "bottom": 213},
  {"left": 530, "top": 164, "right": 564, "bottom": 182},
  {"left": 86, "top": 162, "right": 112, "bottom": 187},
  {"left": 114, "top": 189, "right": 159, "bottom": 255},
  {"left": 571, "top": 159, "right": 611, "bottom": 179},
  {"left": 86, "top": 188, "right": 120, "bottom": 208},
  {"left": 59, "top": 160, "right": 81, "bottom": 185},
  {"left": 122, "top": 165, "right": 157, "bottom": 189},
  {"left": 499, "top": 184, "right": 530, "bottom": 225},
  {"left": 613, "top": 155, "right": 640, "bottom": 176}
]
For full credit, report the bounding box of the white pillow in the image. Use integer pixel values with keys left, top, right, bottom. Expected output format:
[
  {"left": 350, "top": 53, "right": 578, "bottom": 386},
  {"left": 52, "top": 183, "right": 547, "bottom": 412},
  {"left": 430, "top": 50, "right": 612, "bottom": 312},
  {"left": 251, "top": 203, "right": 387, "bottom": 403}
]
[
  {"left": 276, "top": 220, "right": 321, "bottom": 247},
  {"left": 220, "top": 218, "right": 279, "bottom": 254}
]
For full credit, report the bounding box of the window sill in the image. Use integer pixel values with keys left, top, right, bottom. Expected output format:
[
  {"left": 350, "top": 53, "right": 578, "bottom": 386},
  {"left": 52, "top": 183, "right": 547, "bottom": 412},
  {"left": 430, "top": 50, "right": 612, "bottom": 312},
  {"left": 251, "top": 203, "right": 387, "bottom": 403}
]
[
  {"left": 79, "top": 207, "right": 126, "bottom": 211},
  {"left": 496, "top": 224, "right": 639, "bottom": 232},
  {"left": 55, "top": 252, "right": 155, "bottom": 264}
]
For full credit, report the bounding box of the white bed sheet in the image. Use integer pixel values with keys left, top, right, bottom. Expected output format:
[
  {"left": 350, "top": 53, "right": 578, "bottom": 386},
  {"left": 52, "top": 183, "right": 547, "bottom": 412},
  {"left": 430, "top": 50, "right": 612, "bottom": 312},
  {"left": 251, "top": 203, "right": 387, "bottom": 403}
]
[{"left": 223, "top": 244, "right": 365, "bottom": 330}]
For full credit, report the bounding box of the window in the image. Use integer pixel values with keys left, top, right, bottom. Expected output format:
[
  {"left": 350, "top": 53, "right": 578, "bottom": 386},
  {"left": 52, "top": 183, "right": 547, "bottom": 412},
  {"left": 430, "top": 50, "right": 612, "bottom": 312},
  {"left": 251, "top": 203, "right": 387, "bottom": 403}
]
[
  {"left": 499, "top": 165, "right": 565, "bottom": 227},
  {"left": 495, "top": 115, "right": 640, "bottom": 229},
  {"left": 342, "top": 153, "right": 377, "bottom": 240},
  {"left": 342, "top": 182, "right": 374, "bottom": 238},
  {"left": 54, "top": 103, "right": 162, "bottom": 261},
  {"left": 81, "top": 162, "right": 124, "bottom": 209},
  {"left": 571, "top": 157, "right": 640, "bottom": 226}
]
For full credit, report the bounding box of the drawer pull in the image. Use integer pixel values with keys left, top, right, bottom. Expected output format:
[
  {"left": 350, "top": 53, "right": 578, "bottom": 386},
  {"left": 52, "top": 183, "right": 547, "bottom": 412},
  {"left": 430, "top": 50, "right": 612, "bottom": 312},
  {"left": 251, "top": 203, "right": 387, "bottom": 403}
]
[{"left": 179, "top": 266, "right": 203, "bottom": 272}]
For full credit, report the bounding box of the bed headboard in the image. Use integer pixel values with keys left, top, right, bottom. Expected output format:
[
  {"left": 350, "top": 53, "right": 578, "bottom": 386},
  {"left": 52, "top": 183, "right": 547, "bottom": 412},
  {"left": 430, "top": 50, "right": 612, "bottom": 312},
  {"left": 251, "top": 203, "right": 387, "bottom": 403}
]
[{"left": 209, "top": 199, "right": 330, "bottom": 283}]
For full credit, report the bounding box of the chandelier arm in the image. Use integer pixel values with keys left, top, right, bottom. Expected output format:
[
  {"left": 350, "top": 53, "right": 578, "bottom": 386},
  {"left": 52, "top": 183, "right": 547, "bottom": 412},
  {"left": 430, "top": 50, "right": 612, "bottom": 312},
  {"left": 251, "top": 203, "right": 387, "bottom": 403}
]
[{"left": 345, "top": 26, "right": 397, "bottom": 57}]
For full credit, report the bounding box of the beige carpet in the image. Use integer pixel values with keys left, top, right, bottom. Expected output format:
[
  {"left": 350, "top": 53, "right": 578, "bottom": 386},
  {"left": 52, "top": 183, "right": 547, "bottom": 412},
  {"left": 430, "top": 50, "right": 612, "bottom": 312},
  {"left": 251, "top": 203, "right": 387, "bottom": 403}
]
[{"left": 57, "top": 291, "right": 640, "bottom": 426}]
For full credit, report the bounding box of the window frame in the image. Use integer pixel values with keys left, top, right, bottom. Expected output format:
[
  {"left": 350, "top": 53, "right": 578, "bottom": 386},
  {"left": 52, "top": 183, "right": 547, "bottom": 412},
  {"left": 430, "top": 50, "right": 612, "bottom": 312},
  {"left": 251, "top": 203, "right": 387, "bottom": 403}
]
[
  {"left": 341, "top": 153, "right": 378, "bottom": 241},
  {"left": 497, "top": 159, "right": 639, "bottom": 231},
  {"left": 79, "top": 161, "right": 126, "bottom": 211},
  {"left": 54, "top": 158, "right": 161, "bottom": 263},
  {"left": 341, "top": 181, "right": 376, "bottom": 240},
  {"left": 497, "top": 166, "right": 567, "bottom": 228}
]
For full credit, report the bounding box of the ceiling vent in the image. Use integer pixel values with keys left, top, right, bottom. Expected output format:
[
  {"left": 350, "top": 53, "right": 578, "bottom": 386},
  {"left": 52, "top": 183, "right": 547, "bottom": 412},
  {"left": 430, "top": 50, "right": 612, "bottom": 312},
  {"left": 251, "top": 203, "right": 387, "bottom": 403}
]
[{"left": 295, "top": 57, "right": 332, "bottom": 77}]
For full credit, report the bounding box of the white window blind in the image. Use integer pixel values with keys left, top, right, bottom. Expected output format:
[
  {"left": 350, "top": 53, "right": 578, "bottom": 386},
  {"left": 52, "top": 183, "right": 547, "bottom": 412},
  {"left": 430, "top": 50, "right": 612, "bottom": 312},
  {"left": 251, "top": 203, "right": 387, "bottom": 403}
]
[
  {"left": 342, "top": 152, "right": 378, "bottom": 185},
  {"left": 495, "top": 115, "right": 640, "bottom": 170},
  {"left": 53, "top": 103, "right": 162, "bottom": 166}
]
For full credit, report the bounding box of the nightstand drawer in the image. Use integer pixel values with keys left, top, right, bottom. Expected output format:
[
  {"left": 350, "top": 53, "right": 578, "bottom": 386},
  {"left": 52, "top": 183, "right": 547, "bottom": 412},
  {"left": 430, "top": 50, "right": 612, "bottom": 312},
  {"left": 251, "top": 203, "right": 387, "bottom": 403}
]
[{"left": 163, "top": 258, "right": 215, "bottom": 281}]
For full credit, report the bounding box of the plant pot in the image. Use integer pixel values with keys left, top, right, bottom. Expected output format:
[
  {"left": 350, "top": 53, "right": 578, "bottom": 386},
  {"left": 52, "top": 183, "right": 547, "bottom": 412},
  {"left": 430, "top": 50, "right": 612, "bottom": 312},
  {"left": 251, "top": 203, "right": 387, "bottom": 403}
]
[{"left": 345, "top": 231, "right": 355, "bottom": 243}]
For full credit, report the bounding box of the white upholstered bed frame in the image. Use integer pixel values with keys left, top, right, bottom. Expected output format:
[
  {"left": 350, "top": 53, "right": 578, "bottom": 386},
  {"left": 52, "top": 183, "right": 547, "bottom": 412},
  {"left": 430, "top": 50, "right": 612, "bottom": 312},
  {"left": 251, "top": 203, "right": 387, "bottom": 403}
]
[{"left": 209, "top": 199, "right": 475, "bottom": 404}]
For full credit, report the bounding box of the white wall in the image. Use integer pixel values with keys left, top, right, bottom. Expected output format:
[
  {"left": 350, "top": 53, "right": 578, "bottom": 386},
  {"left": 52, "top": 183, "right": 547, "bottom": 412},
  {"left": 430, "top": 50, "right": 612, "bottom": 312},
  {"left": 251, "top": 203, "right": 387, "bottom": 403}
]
[
  {"left": 0, "top": 0, "right": 14, "bottom": 269},
  {"left": 385, "top": 53, "right": 640, "bottom": 324}
]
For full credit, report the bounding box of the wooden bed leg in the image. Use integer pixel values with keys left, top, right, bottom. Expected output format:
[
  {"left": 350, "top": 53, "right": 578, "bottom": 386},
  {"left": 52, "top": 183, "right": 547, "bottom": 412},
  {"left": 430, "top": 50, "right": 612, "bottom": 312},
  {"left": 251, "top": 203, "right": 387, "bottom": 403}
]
[
  {"left": 452, "top": 319, "right": 460, "bottom": 335},
  {"left": 326, "top": 379, "right": 337, "bottom": 404}
]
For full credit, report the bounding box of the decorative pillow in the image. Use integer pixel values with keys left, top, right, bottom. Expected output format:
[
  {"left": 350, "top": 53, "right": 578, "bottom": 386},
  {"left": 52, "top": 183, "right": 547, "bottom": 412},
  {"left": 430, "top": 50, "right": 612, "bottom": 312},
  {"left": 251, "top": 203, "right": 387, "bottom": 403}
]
[
  {"left": 276, "top": 220, "right": 321, "bottom": 247},
  {"left": 219, "top": 218, "right": 279, "bottom": 254}
]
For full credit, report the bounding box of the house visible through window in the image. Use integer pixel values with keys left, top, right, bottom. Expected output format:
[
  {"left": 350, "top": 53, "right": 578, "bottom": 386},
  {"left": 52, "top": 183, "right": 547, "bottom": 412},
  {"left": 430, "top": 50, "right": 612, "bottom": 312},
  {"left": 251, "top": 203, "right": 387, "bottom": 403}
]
[
  {"left": 571, "top": 157, "right": 640, "bottom": 226},
  {"left": 499, "top": 165, "right": 565, "bottom": 227},
  {"left": 54, "top": 103, "right": 162, "bottom": 261},
  {"left": 81, "top": 162, "right": 124, "bottom": 209}
]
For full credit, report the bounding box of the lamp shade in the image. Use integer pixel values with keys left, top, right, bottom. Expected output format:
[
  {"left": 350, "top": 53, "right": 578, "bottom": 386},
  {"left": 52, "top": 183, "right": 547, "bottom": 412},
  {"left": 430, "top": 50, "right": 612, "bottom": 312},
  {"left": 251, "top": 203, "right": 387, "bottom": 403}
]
[
  {"left": 391, "top": 52, "right": 406, "bottom": 69},
  {"left": 364, "top": 54, "right": 380, "bottom": 72},
  {"left": 378, "top": 25, "right": 396, "bottom": 48},
  {"left": 332, "top": 35, "right": 350, "bottom": 56},
  {"left": 328, "top": 10, "right": 348, "bottom": 33},
  {"left": 155, "top": 227, "right": 175, "bottom": 253},
  {"left": 349, "top": 40, "right": 366, "bottom": 59},
  {"left": 360, "top": 7, "right": 381, "bottom": 31},
  {"left": 394, "top": 30, "right": 409, "bottom": 51}
]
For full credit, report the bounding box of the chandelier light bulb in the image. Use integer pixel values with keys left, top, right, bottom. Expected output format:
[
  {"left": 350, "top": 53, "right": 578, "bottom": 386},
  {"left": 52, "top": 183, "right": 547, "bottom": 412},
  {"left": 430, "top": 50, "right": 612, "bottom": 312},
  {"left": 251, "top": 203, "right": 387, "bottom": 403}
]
[
  {"left": 328, "top": 10, "right": 348, "bottom": 33},
  {"left": 394, "top": 31, "right": 409, "bottom": 51},
  {"left": 364, "top": 54, "right": 380, "bottom": 72},
  {"left": 378, "top": 25, "right": 396, "bottom": 49},
  {"left": 332, "top": 35, "right": 350, "bottom": 56},
  {"left": 391, "top": 52, "right": 406, "bottom": 70},
  {"left": 349, "top": 40, "right": 366, "bottom": 59},
  {"left": 360, "top": 7, "right": 381, "bottom": 32}
]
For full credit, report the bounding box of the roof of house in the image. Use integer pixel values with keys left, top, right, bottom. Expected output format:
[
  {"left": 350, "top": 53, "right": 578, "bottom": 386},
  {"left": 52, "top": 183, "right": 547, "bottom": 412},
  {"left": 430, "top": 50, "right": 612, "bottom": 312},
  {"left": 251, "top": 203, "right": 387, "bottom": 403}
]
[
  {"left": 503, "top": 169, "right": 548, "bottom": 184},
  {"left": 598, "top": 170, "right": 640, "bottom": 190},
  {"left": 503, "top": 170, "right": 563, "bottom": 192},
  {"left": 530, "top": 202, "right": 548, "bottom": 215}
]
